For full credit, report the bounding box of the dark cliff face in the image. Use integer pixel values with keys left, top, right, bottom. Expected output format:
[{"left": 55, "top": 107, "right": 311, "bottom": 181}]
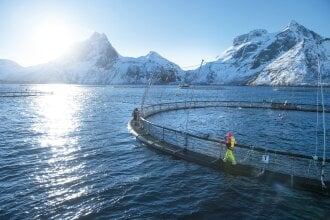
[
  {"left": 233, "top": 29, "right": 268, "bottom": 46},
  {"left": 251, "top": 35, "right": 296, "bottom": 70},
  {"left": 125, "top": 65, "right": 179, "bottom": 84},
  {"left": 95, "top": 44, "right": 119, "bottom": 69},
  {"left": 122, "top": 53, "right": 183, "bottom": 84}
]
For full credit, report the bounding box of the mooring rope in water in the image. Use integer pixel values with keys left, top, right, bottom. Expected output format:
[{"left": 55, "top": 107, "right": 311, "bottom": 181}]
[
  {"left": 184, "top": 59, "right": 204, "bottom": 150},
  {"left": 317, "top": 54, "right": 327, "bottom": 189}
]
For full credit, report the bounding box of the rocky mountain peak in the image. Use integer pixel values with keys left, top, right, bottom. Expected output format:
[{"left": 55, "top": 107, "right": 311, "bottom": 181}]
[
  {"left": 286, "top": 20, "right": 300, "bottom": 30},
  {"left": 146, "top": 51, "right": 161, "bottom": 58},
  {"left": 89, "top": 32, "right": 108, "bottom": 42},
  {"left": 281, "top": 20, "right": 322, "bottom": 41},
  {"left": 60, "top": 31, "right": 119, "bottom": 69},
  {"left": 144, "top": 51, "right": 169, "bottom": 63}
]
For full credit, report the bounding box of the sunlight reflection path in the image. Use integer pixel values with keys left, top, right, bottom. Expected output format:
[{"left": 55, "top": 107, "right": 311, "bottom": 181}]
[{"left": 31, "top": 85, "right": 88, "bottom": 209}]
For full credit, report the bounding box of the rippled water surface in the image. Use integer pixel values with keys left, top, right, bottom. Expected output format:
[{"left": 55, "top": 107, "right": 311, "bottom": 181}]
[{"left": 0, "top": 84, "right": 329, "bottom": 219}]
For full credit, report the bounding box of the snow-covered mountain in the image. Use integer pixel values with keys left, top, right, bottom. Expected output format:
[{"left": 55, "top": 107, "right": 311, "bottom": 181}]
[
  {"left": 110, "top": 51, "right": 184, "bottom": 84},
  {"left": 0, "top": 32, "right": 184, "bottom": 84},
  {"left": 0, "top": 60, "right": 25, "bottom": 83},
  {"left": 0, "top": 21, "right": 329, "bottom": 85},
  {"left": 187, "top": 20, "right": 330, "bottom": 86}
]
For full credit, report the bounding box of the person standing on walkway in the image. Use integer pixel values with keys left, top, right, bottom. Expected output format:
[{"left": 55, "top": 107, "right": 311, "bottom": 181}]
[
  {"left": 223, "top": 132, "right": 237, "bottom": 165},
  {"left": 132, "top": 108, "right": 139, "bottom": 125}
]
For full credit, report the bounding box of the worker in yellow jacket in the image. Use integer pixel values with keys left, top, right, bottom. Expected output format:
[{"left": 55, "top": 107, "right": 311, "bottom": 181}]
[{"left": 223, "top": 132, "right": 237, "bottom": 165}]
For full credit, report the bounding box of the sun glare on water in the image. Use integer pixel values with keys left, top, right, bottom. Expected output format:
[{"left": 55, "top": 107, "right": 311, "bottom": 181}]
[{"left": 32, "top": 21, "right": 74, "bottom": 64}]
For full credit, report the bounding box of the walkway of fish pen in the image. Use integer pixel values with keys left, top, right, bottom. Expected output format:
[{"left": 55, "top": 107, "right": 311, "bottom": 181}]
[
  {"left": 0, "top": 90, "right": 53, "bottom": 97},
  {"left": 129, "top": 100, "right": 329, "bottom": 195}
]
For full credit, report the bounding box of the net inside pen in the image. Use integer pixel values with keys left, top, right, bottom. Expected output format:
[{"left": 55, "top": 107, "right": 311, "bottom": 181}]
[{"left": 139, "top": 101, "right": 329, "bottom": 182}]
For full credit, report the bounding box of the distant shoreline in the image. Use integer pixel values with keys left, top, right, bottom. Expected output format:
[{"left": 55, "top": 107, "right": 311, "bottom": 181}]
[{"left": 0, "top": 82, "right": 329, "bottom": 88}]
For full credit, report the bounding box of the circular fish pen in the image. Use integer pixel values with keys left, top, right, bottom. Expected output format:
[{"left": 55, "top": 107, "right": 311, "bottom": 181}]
[{"left": 129, "top": 100, "right": 329, "bottom": 195}]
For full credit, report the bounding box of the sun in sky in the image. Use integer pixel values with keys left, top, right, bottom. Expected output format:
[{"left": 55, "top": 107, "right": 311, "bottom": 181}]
[
  {"left": 0, "top": 0, "right": 329, "bottom": 68},
  {"left": 30, "top": 20, "right": 75, "bottom": 64}
]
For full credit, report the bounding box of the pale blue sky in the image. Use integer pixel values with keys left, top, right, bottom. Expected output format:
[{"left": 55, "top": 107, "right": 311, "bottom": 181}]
[{"left": 0, "top": 0, "right": 329, "bottom": 68}]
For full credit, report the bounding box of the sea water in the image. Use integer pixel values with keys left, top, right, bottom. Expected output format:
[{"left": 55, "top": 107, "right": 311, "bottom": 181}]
[{"left": 0, "top": 84, "right": 329, "bottom": 219}]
